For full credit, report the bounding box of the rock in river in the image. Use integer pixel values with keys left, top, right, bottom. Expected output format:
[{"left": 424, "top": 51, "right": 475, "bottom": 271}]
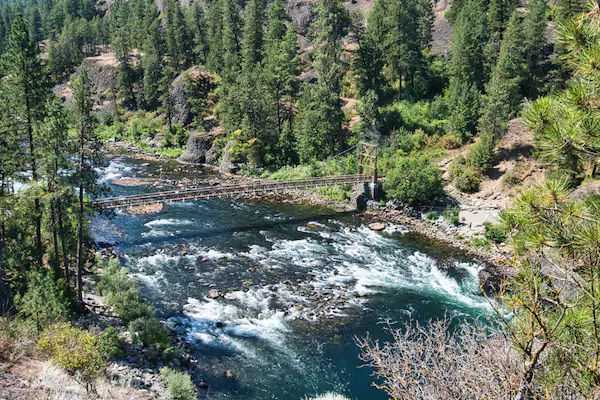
[
  {"left": 207, "top": 289, "right": 222, "bottom": 299},
  {"left": 368, "top": 222, "right": 385, "bottom": 231}
]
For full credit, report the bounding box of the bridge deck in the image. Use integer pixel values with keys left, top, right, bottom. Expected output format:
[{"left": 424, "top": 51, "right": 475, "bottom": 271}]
[{"left": 94, "top": 175, "right": 370, "bottom": 209}]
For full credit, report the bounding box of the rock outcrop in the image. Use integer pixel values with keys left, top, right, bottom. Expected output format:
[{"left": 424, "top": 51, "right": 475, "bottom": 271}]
[
  {"left": 170, "top": 66, "right": 215, "bottom": 127},
  {"left": 220, "top": 140, "right": 236, "bottom": 173},
  {"left": 177, "top": 132, "right": 215, "bottom": 164}
]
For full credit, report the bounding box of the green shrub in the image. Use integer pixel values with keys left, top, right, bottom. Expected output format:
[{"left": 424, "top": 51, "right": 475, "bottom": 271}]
[
  {"left": 443, "top": 206, "right": 461, "bottom": 226},
  {"left": 484, "top": 222, "right": 507, "bottom": 244},
  {"left": 440, "top": 134, "right": 462, "bottom": 149},
  {"left": 15, "top": 270, "right": 71, "bottom": 332},
  {"left": 454, "top": 169, "right": 482, "bottom": 192},
  {"left": 98, "top": 327, "right": 123, "bottom": 358},
  {"left": 160, "top": 367, "right": 197, "bottom": 400},
  {"left": 426, "top": 210, "right": 437, "bottom": 220},
  {"left": 384, "top": 155, "right": 444, "bottom": 204},
  {"left": 449, "top": 156, "right": 468, "bottom": 179},
  {"left": 470, "top": 237, "right": 492, "bottom": 250},
  {"left": 468, "top": 133, "right": 496, "bottom": 171},
  {"left": 314, "top": 185, "right": 351, "bottom": 202},
  {"left": 98, "top": 122, "right": 126, "bottom": 141},
  {"left": 96, "top": 258, "right": 154, "bottom": 323},
  {"left": 128, "top": 317, "right": 171, "bottom": 348},
  {"left": 38, "top": 322, "right": 106, "bottom": 384},
  {"left": 502, "top": 171, "right": 520, "bottom": 187}
]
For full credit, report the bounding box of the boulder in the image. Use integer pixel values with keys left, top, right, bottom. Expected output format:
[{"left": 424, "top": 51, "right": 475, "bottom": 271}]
[
  {"left": 368, "top": 222, "right": 386, "bottom": 231},
  {"left": 177, "top": 132, "right": 214, "bottom": 164},
  {"left": 205, "top": 143, "right": 218, "bottom": 165},
  {"left": 207, "top": 289, "right": 222, "bottom": 299}
]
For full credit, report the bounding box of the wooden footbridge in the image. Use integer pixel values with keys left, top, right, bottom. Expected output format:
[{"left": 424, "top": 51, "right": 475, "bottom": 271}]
[{"left": 94, "top": 143, "right": 378, "bottom": 210}]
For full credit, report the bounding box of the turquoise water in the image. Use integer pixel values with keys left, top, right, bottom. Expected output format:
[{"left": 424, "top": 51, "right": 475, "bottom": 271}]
[{"left": 92, "top": 157, "right": 489, "bottom": 399}]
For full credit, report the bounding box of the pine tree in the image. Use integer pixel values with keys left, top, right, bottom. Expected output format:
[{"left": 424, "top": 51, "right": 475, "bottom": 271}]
[
  {"left": 351, "top": 10, "right": 384, "bottom": 98},
  {"left": 207, "top": 0, "right": 224, "bottom": 70},
  {"left": 367, "top": 0, "right": 432, "bottom": 90},
  {"left": 71, "top": 68, "right": 103, "bottom": 307},
  {"left": 112, "top": 26, "right": 137, "bottom": 107},
  {"left": 164, "top": 0, "right": 193, "bottom": 71},
  {"left": 186, "top": 0, "right": 209, "bottom": 63},
  {"left": 263, "top": 0, "right": 300, "bottom": 137},
  {"left": 2, "top": 14, "right": 50, "bottom": 263},
  {"left": 141, "top": 19, "right": 164, "bottom": 109},
  {"left": 478, "top": 10, "right": 526, "bottom": 140},
  {"left": 39, "top": 97, "right": 73, "bottom": 279},
  {"left": 221, "top": 0, "right": 242, "bottom": 72},
  {"left": 297, "top": 0, "right": 349, "bottom": 157},
  {"left": 445, "top": 0, "right": 487, "bottom": 140},
  {"left": 241, "top": 0, "right": 265, "bottom": 68},
  {"left": 522, "top": 0, "right": 548, "bottom": 98}
]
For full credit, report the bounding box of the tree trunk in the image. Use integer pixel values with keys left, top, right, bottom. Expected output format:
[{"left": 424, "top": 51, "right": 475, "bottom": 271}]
[
  {"left": 25, "top": 89, "right": 43, "bottom": 265},
  {"left": 57, "top": 201, "right": 70, "bottom": 283},
  {"left": 76, "top": 142, "right": 85, "bottom": 308},
  {"left": 0, "top": 183, "right": 13, "bottom": 316},
  {"left": 50, "top": 201, "right": 60, "bottom": 267}
]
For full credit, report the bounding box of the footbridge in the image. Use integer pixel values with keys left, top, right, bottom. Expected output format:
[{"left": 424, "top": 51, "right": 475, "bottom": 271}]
[{"left": 94, "top": 143, "right": 379, "bottom": 210}]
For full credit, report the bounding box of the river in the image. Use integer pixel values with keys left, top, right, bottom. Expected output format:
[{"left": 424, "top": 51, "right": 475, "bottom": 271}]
[{"left": 92, "top": 156, "right": 490, "bottom": 399}]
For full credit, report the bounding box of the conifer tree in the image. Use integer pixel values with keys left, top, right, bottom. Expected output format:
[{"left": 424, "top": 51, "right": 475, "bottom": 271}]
[
  {"left": 445, "top": 0, "right": 487, "bottom": 140},
  {"left": 295, "top": 0, "right": 349, "bottom": 159},
  {"left": 263, "top": 0, "right": 300, "bottom": 137},
  {"left": 113, "top": 26, "right": 137, "bottom": 107},
  {"left": 207, "top": 0, "right": 224, "bottom": 70},
  {"left": 242, "top": 0, "right": 265, "bottom": 68},
  {"left": 221, "top": 0, "right": 242, "bottom": 72},
  {"left": 478, "top": 10, "right": 526, "bottom": 140},
  {"left": 367, "top": 0, "right": 432, "bottom": 90},
  {"left": 186, "top": 0, "right": 209, "bottom": 63},
  {"left": 2, "top": 14, "right": 49, "bottom": 263},
  {"left": 141, "top": 19, "right": 164, "bottom": 109},
  {"left": 522, "top": 0, "right": 548, "bottom": 98},
  {"left": 165, "top": 0, "right": 193, "bottom": 71},
  {"left": 39, "top": 97, "right": 73, "bottom": 278},
  {"left": 71, "top": 68, "right": 103, "bottom": 307}
]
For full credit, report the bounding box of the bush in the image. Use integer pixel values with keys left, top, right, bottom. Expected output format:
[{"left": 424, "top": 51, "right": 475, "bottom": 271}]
[
  {"left": 468, "top": 133, "right": 496, "bottom": 171},
  {"left": 128, "top": 317, "right": 171, "bottom": 348},
  {"left": 502, "top": 171, "right": 520, "bottom": 187},
  {"left": 426, "top": 210, "right": 437, "bottom": 220},
  {"left": 15, "top": 270, "right": 71, "bottom": 332},
  {"left": 38, "top": 322, "right": 106, "bottom": 385},
  {"left": 470, "top": 237, "right": 491, "bottom": 250},
  {"left": 384, "top": 155, "right": 444, "bottom": 204},
  {"left": 96, "top": 258, "right": 154, "bottom": 324},
  {"left": 443, "top": 206, "right": 461, "bottom": 226},
  {"left": 314, "top": 185, "right": 351, "bottom": 202},
  {"left": 454, "top": 169, "right": 482, "bottom": 192},
  {"left": 160, "top": 367, "right": 197, "bottom": 400},
  {"left": 484, "top": 222, "right": 507, "bottom": 244},
  {"left": 449, "top": 156, "right": 467, "bottom": 179},
  {"left": 98, "top": 327, "right": 123, "bottom": 358}
]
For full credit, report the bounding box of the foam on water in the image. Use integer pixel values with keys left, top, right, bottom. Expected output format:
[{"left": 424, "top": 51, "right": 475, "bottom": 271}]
[
  {"left": 144, "top": 219, "right": 195, "bottom": 228},
  {"left": 98, "top": 161, "right": 133, "bottom": 183},
  {"left": 181, "top": 286, "right": 302, "bottom": 358}
]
